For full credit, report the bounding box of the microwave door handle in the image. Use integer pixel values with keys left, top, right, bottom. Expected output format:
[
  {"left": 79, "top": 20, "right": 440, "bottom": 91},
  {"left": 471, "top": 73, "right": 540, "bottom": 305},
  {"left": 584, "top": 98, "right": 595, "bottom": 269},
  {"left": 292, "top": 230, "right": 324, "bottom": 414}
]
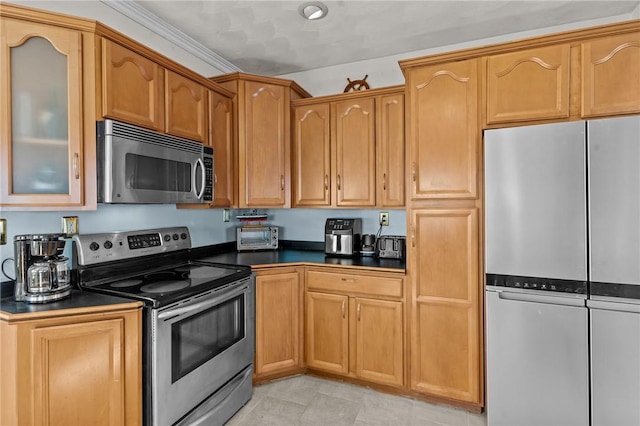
[{"left": 193, "top": 158, "right": 206, "bottom": 200}]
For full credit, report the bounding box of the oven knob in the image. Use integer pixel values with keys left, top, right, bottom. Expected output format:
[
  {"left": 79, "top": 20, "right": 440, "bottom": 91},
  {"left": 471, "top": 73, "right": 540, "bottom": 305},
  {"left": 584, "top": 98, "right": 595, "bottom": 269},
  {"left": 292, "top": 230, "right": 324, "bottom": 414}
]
[
  {"left": 163, "top": 234, "right": 171, "bottom": 242},
  {"left": 172, "top": 234, "right": 179, "bottom": 240},
  {"left": 180, "top": 233, "right": 187, "bottom": 240},
  {"left": 104, "top": 241, "right": 113, "bottom": 249},
  {"left": 89, "top": 242, "right": 100, "bottom": 251}
]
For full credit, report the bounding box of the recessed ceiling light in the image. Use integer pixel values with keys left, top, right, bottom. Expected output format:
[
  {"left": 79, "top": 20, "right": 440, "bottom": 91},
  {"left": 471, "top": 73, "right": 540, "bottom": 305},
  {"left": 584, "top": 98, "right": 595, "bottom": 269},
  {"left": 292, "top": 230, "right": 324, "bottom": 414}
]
[{"left": 299, "top": 1, "right": 328, "bottom": 20}]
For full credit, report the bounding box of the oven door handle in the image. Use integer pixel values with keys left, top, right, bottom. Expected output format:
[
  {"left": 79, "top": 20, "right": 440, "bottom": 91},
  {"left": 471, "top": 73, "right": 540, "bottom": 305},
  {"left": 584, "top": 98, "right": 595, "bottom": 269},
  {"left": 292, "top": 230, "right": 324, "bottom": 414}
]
[{"left": 157, "top": 282, "right": 248, "bottom": 320}]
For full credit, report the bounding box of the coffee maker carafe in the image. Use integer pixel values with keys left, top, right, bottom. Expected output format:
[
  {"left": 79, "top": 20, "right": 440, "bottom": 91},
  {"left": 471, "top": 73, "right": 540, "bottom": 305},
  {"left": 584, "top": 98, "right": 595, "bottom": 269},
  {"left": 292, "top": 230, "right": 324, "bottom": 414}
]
[{"left": 14, "top": 234, "right": 71, "bottom": 303}]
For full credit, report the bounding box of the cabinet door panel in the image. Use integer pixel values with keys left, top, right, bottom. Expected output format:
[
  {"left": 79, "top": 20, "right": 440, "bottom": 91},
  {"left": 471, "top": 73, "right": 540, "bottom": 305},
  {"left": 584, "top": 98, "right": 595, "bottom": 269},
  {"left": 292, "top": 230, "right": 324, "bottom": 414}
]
[
  {"left": 102, "top": 39, "right": 163, "bottom": 130},
  {"left": 334, "top": 98, "right": 376, "bottom": 207},
  {"left": 582, "top": 33, "right": 640, "bottom": 117},
  {"left": 255, "top": 271, "right": 301, "bottom": 376},
  {"left": 377, "top": 93, "right": 405, "bottom": 207},
  {"left": 31, "top": 319, "right": 125, "bottom": 426},
  {"left": 165, "top": 70, "right": 207, "bottom": 142},
  {"left": 1, "top": 20, "right": 83, "bottom": 206},
  {"left": 486, "top": 44, "right": 570, "bottom": 123},
  {"left": 210, "top": 90, "right": 235, "bottom": 206},
  {"left": 306, "top": 291, "right": 349, "bottom": 374},
  {"left": 242, "top": 81, "right": 289, "bottom": 207},
  {"left": 355, "top": 297, "right": 403, "bottom": 387},
  {"left": 409, "top": 208, "right": 481, "bottom": 403},
  {"left": 407, "top": 59, "right": 478, "bottom": 200},
  {"left": 293, "top": 104, "right": 331, "bottom": 207}
]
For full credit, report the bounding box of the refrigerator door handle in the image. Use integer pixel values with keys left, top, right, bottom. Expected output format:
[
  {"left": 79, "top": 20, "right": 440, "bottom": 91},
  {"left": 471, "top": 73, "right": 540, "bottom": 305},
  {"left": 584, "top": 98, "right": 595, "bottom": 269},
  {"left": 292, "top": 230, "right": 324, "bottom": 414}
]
[
  {"left": 588, "top": 299, "right": 640, "bottom": 313},
  {"left": 497, "top": 290, "right": 586, "bottom": 307}
]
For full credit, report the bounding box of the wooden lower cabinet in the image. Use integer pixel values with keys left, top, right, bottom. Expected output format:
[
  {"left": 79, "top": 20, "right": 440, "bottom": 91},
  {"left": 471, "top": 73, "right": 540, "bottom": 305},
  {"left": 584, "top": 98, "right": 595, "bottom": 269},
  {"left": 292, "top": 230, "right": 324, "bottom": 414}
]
[
  {"left": 305, "top": 291, "right": 349, "bottom": 375},
  {"left": 0, "top": 303, "right": 142, "bottom": 426},
  {"left": 305, "top": 270, "right": 404, "bottom": 388},
  {"left": 254, "top": 268, "right": 304, "bottom": 380},
  {"left": 408, "top": 208, "right": 482, "bottom": 406}
]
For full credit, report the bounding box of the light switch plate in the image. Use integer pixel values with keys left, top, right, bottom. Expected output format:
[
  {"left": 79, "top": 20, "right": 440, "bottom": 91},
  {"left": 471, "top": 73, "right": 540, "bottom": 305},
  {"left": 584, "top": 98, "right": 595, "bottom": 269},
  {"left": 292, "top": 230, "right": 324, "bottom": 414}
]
[{"left": 62, "top": 216, "right": 78, "bottom": 236}]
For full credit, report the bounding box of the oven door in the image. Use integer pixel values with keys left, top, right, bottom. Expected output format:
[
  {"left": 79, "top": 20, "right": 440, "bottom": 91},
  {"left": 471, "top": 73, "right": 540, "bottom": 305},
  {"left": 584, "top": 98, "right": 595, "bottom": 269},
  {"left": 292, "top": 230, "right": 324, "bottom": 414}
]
[{"left": 150, "top": 276, "right": 254, "bottom": 426}]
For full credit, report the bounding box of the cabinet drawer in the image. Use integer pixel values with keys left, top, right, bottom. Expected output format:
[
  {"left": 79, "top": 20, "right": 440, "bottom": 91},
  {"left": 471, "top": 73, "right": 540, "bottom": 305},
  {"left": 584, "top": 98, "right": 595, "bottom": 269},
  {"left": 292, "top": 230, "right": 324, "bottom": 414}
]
[{"left": 306, "top": 270, "right": 403, "bottom": 298}]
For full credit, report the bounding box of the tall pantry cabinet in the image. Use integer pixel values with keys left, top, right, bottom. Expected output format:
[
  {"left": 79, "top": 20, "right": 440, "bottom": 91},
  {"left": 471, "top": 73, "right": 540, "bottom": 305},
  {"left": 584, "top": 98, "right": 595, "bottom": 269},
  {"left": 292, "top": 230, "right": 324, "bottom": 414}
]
[{"left": 400, "top": 58, "right": 483, "bottom": 408}]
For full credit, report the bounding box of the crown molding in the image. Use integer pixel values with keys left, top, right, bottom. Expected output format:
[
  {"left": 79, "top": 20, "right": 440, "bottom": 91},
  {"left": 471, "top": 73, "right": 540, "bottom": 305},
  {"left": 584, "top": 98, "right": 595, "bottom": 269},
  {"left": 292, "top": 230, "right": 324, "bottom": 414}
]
[{"left": 100, "top": 0, "right": 241, "bottom": 74}]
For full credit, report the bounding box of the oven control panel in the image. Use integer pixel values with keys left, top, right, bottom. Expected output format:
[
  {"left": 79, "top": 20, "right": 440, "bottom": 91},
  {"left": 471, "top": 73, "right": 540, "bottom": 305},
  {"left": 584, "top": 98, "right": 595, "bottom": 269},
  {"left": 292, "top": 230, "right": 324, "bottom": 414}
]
[{"left": 74, "top": 227, "right": 191, "bottom": 265}]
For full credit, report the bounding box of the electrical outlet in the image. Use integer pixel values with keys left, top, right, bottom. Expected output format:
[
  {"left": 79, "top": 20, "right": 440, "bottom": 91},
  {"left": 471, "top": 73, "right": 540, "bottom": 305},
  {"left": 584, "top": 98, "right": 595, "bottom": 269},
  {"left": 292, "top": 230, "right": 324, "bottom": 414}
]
[
  {"left": 62, "top": 216, "right": 79, "bottom": 236},
  {"left": 379, "top": 211, "right": 390, "bottom": 226},
  {"left": 223, "top": 209, "right": 230, "bottom": 222}
]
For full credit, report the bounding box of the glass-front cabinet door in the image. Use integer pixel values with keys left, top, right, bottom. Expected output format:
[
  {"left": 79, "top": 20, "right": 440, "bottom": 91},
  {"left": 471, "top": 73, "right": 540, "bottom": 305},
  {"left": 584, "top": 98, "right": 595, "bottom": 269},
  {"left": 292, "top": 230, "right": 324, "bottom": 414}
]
[{"left": 0, "top": 19, "right": 84, "bottom": 206}]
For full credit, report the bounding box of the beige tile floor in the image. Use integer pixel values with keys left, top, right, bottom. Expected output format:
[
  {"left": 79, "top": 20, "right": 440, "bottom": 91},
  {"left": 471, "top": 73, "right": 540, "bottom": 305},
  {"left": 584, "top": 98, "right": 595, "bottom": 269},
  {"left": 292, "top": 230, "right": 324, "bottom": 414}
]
[{"left": 227, "top": 375, "right": 487, "bottom": 426}]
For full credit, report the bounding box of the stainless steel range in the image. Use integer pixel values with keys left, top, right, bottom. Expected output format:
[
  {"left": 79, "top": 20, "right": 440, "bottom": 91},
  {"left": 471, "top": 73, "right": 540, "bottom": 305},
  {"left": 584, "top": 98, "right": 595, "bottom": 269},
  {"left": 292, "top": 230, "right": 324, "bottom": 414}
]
[{"left": 73, "top": 227, "right": 254, "bottom": 426}]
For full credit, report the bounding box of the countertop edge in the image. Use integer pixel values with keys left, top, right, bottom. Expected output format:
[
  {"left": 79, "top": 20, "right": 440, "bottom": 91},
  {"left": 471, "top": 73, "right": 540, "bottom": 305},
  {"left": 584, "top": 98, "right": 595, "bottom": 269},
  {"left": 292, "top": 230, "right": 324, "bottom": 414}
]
[
  {"left": 249, "top": 262, "right": 406, "bottom": 274},
  {"left": 1, "top": 299, "right": 142, "bottom": 322}
]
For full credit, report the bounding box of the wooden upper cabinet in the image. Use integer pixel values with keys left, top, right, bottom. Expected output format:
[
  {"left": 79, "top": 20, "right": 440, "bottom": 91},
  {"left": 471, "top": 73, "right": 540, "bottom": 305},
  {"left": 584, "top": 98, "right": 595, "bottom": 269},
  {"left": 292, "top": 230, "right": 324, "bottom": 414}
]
[
  {"left": 165, "top": 70, "right": 208, "bottom": 143},
  {"left": 406, "top": 59, "right": 479, "bottom": 201},
  {"left": 209, "top": 90, "right": 235, "bottom": 207},
  {"left": 293, "top": 103, "right": 331, "bottom": 207},
  {"left": 582, "top": 32, "right": 640, "bottom": 117},
  {"left": 242, "top": 80, "right": 290, "bottom": 207},
  {"left": 486, "top": 44, "right": 571, "bottom": 124},
  {"left": 0, "top": 19, "right": 86, "bottom": 207},
  {"left": 408, "top": 208, "right": 481, "bottom": 404},
  {"left": 333, "top": 97, "right": 376, "bottom": 207},
  {"left": 101, "top": 39, "right": 164, "bottom": 131},
  {"left": 376, "top": 92, "right": 405, "bottom": 207}
]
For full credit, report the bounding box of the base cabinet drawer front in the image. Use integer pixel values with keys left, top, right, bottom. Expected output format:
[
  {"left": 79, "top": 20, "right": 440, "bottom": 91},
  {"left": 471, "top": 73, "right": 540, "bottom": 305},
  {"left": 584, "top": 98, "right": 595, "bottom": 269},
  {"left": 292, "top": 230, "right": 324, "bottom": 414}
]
[
  {"left": 582, "top": 32, "right": 640, "bottom": 117},
  {"left": 101, "top": 38, "right": 164, "bottom": 131},
  {"left": 254, "top": 270, "right": 302, "bottom": 378},
  {"left": 486, "top": 44, "right": 571, "bottom": 124},
  {"left": 305, "top": 291, "right": 349, "bottom": 374},
  {"left": 355, "top": 297, "right": 404, "bottom": 387},
  {"left": 306, "top": 270, "right": 403, "bottom": 298}
]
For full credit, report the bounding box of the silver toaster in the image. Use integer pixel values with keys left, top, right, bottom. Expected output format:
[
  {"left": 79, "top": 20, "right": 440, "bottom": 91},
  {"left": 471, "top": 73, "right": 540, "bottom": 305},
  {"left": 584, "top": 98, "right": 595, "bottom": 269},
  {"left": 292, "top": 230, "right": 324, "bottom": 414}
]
[{"left": 376, "top": 236, "right": 406, "bottom": 260}]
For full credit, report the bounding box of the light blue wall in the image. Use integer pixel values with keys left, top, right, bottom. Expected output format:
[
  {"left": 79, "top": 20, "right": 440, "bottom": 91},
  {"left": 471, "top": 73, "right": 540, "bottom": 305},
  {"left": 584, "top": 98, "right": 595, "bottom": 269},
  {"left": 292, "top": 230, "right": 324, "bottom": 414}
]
[{"left": 0, "top": 205, "right": 406, "bottom": 270}]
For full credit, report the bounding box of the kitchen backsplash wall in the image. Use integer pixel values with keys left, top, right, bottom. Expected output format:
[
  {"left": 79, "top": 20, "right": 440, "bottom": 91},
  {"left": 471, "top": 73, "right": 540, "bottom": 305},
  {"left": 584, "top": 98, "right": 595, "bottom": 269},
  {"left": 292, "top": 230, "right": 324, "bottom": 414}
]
[{"left": 0, "top": 207, "right": 406, "bottom": 264}]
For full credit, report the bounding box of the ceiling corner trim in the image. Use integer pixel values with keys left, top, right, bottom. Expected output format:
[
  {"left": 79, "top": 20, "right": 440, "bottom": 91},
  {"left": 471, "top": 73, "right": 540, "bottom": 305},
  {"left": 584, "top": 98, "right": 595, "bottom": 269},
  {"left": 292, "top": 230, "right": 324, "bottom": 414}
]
[{"left": 100, "top": 0, "right": 241, "bottom": 74}]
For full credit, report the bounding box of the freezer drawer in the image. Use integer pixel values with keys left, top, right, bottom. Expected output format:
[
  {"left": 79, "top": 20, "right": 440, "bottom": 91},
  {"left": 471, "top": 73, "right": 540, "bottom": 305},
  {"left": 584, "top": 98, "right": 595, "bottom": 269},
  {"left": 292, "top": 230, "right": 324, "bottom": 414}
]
[
  {"left": 590, "top": 300, "right": 640, "bottom": 426},
  {"left": 486, "top": 288, "right": 589, "bottom": 426}
]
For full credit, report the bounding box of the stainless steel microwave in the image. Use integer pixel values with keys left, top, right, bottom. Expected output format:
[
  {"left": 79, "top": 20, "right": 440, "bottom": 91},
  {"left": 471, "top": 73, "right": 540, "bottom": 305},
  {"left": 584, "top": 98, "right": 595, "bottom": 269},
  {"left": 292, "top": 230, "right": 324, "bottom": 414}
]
[
  {"left": 97, "top": 119, "right": 213, "bottom": 204},
  {"left": 236, "top": 226, "right": 279, "bottom": 251}
]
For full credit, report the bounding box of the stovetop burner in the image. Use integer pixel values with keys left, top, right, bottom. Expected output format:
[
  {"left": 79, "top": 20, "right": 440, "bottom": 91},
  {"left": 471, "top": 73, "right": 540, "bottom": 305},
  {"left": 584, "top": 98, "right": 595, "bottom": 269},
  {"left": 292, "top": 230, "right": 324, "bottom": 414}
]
[
  {"left": 110, "top": 279, "right": 144, "bottom": 288},
  {"left": 140, "top": 280, "right": 190, "bottom": 294}
]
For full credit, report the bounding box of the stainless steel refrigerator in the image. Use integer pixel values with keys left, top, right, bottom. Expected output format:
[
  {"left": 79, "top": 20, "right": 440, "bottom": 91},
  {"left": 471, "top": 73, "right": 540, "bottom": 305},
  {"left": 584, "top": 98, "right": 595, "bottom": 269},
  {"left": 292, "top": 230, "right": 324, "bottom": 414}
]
[{"left": 484, "top": 116, "right": 640, "bottom": 426}]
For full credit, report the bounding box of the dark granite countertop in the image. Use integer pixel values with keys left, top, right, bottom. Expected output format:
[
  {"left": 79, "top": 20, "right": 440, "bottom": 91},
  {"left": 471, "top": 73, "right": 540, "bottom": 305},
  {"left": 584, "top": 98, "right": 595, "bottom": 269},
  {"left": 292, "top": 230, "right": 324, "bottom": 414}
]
[
  {"left": 1, "top": 289, "right": 142, "bottom": 318},
  {"left": 193, "top": 241, "right": 405, "bottom": 272}
]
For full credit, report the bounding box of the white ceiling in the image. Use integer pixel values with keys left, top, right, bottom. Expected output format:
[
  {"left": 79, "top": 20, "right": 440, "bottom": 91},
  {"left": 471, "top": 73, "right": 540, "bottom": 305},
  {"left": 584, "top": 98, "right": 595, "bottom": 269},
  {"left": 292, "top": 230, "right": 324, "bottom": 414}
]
[{"left": 130, "top": 1, "right": 640, "bottom": 76}]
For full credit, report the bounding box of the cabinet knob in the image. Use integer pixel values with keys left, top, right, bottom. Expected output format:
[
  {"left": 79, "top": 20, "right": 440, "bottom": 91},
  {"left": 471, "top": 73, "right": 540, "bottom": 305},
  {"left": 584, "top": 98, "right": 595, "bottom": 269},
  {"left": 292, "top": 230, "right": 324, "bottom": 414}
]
[{"left": 337, "top": 174, "right": 341, "bottom": 191}]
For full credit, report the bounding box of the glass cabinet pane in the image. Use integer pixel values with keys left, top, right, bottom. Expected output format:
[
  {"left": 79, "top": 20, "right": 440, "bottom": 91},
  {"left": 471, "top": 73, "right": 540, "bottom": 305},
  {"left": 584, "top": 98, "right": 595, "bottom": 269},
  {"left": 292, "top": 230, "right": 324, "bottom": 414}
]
[{"left": 11, "top": 36, "right": 69, "bottom": 194}]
